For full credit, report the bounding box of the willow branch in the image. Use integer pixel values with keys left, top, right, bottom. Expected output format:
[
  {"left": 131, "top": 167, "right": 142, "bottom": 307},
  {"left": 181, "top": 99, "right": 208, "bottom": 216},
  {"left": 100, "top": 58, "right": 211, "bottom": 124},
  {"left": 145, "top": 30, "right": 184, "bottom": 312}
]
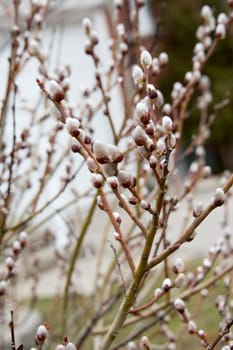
[{"left": 99, "top": 171, "right": 168, "bottom": 350}]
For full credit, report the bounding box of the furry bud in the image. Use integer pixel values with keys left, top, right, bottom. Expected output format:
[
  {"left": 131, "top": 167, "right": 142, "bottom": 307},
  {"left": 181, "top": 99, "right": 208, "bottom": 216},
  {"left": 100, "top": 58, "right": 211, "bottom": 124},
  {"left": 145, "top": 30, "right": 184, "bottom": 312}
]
[
  {"left": 134, "top": 101, "right": 149, "bottom": 125},
  {"left": 107, "top": 144, "right": 123, "bottom": 163},
  {"left": 173, "top": 258, "right": 185, "bottom": 274},
  {"left": 147, "top": 84, "right": 158, "bottom": 99},
  {"left": 82, "top": 18, "right": 92, "bottom": 34},
  {"left": 118, "top": 170, "right": 135, "bottom": 188},
  {"left": 159, "top": 52, "right": 169, "bottom": 67},
  {"left": 149, "top": 155, "right": 157, "bottom": 169},
  {"left": 187, "top": 320, "right": 197, "bottom": 334},
  {"left": 0, "top": 280, "right": 7, "bottom": 296},
  {"left": 140, "top": 336, "right": 151, "bottom": 350},
  {"left": 19, "top": 231, "right": 28, "bottom": 248},
  {"left": 140, "top": 200, "right": 150, "bottom": 210},
  {"left": 193, "top": 202, "right": 204, "bottom": 217},
  {"left": 71, "top": 139, "right": 81, "bottom": 153},
  {"left": 35, "top": 325, "right": 48, "bottom": 345},
  {"left": 215, "top": 23, "right": 226, "bottom": 39},
  {"left": 48, "top": 80, "right": 64, "bottom": 102},
  {"left": 174, "top": 273, "right": 186, "bottom": 288},
  {"left": 155, "top": 90, "right": 164, "bottom": 108},
  {"left": 127, "top": 341, "right": 137, "bottom": 350},
  {"left": 107, "top": 176, "right": 119, "bottom": 189},
  {"left": 162, "top": 116, "right": 173, "bottom": 132},
  {"left": 86, "top": 157, "right": 98, "bottom": 173},
  {"left": 12, "top": 240, "right": 21, "bottom": 255},
  {"left": 66, "top": 118, "right": 81, "bottom": 137},
  {"left": 5, "top": 256, "right": 15, "bottom": 270},
  {"left": 200, "top": 5, "right": 212, "bottom": 20},
  {"left": 154, "top": 288, "right": 162, "bottom": 299},
  {"left": 174, "top": 298, "right": 185, "bottom": 313},
  {"left": 133, "top": 126, "right": 148, "bottom": 146},
  {"left": 91, "top": 174, "right": 103, "bottom": 188},
  {"left": 213, "top": 188, "right": 225, "bottom": 206},
  {"left": 65, "top": 342, "right": 76, "bottom": 350},
  {"left": 113, "top": 231, "right": 121, "bottom": 240},
  {"left": 93, "top": 140, "right": 110, "bottom": 164},
  {"left": 140, "top": 50, "right": 152, "bottom": 69},
  {"left": 156, "top": 139, "right": 166, "bottom": 154},
  {"left": 162, "top": 278, "right": 172, "bottom": 291},
  {"left": 132, "top": 65, "right": 144, "bottom": 86},
  {"left": 113, "top": 212, "right": 122, "bottom": 224}
]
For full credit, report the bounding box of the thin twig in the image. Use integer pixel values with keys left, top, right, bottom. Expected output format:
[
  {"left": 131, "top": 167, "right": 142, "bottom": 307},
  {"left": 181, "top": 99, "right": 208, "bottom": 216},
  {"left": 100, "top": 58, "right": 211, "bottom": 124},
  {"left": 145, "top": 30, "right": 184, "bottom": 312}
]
[
  {"left": 148, "top": 174, "right": 233, "bottom": 270},
  {"left": 109, "top": 241, "right": 127, "bottom": 294},
  {"left": 0, "top": 84, "right": 18, "bottom": 243},
  {"left": 9, "top": 310, "right": 16, "bottom": 350},
  {"left": 61, "top": 193, "right": 98, "bottom": 335},
  {"left": 99, "top": 188, "right": 135, "bottom": 275}
]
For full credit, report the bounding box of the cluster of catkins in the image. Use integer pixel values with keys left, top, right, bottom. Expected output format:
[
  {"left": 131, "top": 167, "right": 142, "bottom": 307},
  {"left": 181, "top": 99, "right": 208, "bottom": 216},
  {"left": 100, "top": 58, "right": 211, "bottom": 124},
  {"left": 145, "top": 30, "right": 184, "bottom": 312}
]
[
  {"left": 46, "top": 2, "right": 232, "bottom": 201},
  {"left": 0, "top": 232, "right": 27, "bottom": 297}
]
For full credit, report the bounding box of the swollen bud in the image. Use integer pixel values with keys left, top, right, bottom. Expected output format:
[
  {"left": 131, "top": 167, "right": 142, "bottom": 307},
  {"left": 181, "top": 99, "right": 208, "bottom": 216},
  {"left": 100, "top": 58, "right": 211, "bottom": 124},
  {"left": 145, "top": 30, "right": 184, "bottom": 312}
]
[
  {"left": 127, "top": 341, "right": 137, "bottom": 350},
  {"left": 19, "top": 231, "right": 28, "bottom": 248},
  {"left": 213, "top": 187, "right": 225, "bottom": 206},
  {"left": 93, "top": 140, "right": 110, "bottom": 164},
  {"left": 132, "top": 65, "right": 144, "bottom": 86},
  {"left": 140, "top": 200, "right": 151, "bottom": 210},
  {"left": 82, "top": 17, "right": 92, "bottom": 34},
  {"left": 174, "top": 298, "right": 186, "bottom": 313},
  {"left": 173, "top": 258, "right": 185, "bottom": 274},
  {"left": 107, "top": 176, "right": 119, "bottom": 189},
  {"left": 215, "top": 23, "right": 226, "bottom": 39},
  {"left": 91, "top": 174, "right": 103, "bottom": 188},
  {"left": 162, "top": 278, "right": 172, "bottom": 292},
  {"left": 174, "top": 273, "right": 186, "bottom": 288},
  {"left": 66, "top": 118, "right": 81, "bottom": 137},
  {"left": 5, "top": 256, "right": 15, "bottom": 271},
  {"left": 71, "top": 139, "right": 81, "bottom": 153},
  {"left": 113, "top": 231, "right": 121, "bottom": 240},
  {"left": 107, "top": 144, "right": 123, "bottom": 163},
  {"left": 154, "top": 288, "right": 162, "bottom": 299},
  {"left": 113, "top": 212, "right": 122, "bottom": 224},
  {"left": 140, "top": 336, "right": 151, "bottom": 350},
  {"left": 193, "top": 202, "right": 204, "bottom": 218},
  {"left": 35, "top": 324, "right": 48, "bottom": 345},
  {"left": 134, "top": 101, "right": 149, "bottom": 125},
  {"left": 48, "top": 80, "right": 64, "bottom": 102},
  {"left": 200, "top": 5, "right": 212, "bottom": 20},
  {"left": 55, "top": 345, "right": 66, "bottom": 350},
  {"left": 12, "top": 240, "right": 21, "bottom": 255},
  {"left": 147, "top": 84, "right": 158, "bottom": 99},
  {"left": 132, "top": 126, "right": 148, "bottom": 146},
  {"left": 86, "top": 157, "right": 98, "bottom": 173},
  {"left": 0, "top": 280, "right": 7, "bottom": 296},
  {"left": 140, "top": 50, "right": 152, "bottom": 69},
  {"left": 162, "top": 116, "right": 173, "bottom": 133},
  {"left": 156, "top": 139, "right": 166, "bottom": 154},
  {"left": 158, "top": 52, "right": 169, "bottom": 67},
  {"left": 118, "top": 170, "right": 135, "bottom": 188},
  {"left": 65, "top": 343, "right": 76, "bottom": 350},
  {"left": 187, "top": 320, "right": 197, "bottom": 334}
]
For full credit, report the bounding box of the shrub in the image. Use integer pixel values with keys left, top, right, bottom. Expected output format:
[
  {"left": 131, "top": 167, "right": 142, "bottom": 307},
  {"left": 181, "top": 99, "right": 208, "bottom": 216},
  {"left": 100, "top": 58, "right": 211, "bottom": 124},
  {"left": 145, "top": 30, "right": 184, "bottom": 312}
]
[{"left": 0, "top": 1, "right": 233, "bottom": 350}]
